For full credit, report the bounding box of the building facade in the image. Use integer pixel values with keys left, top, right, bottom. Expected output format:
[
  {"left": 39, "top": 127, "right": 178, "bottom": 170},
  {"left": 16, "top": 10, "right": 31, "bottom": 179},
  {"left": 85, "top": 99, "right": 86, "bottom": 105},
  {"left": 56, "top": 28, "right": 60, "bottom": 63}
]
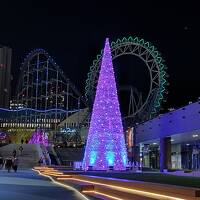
[
  {"left": 135, "top": 101, "right": 200, "bottom": 171},
  {"left": 0, "top": 46, "right": 12, "bottom": 108}
]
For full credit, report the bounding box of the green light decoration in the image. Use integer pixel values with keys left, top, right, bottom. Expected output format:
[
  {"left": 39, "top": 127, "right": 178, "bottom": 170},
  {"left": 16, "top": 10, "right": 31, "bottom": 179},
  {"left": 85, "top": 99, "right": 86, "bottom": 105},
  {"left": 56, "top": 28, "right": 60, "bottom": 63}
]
[{"left": 85, "top": 36, "right": 168, "bottom": 119}]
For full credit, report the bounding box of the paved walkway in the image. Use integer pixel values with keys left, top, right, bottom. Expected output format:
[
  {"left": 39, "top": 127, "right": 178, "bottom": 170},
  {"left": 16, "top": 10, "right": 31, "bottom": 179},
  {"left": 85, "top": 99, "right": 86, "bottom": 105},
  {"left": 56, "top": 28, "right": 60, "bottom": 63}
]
[{"left": 0, "top": 169, "right": 88, "bottom": 200}]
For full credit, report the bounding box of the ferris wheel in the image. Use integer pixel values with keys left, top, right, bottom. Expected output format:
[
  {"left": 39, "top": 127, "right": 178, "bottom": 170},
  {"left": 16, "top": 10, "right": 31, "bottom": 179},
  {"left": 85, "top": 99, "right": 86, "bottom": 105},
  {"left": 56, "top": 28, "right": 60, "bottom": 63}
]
[{"left": 85, "top": 36, "right": 168, "bottom": 122}]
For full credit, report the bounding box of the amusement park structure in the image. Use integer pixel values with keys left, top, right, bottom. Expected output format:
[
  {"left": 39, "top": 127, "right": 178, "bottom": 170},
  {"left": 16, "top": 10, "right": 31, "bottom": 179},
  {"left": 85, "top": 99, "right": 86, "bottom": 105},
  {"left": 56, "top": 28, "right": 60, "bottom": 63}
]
[
  {"left": 15, "top": 49, "right": 86, "bottom": 130},
  {"left": 0, "top": 36, "right": 168, "bottom": 145},
  {"left": 0, "top": 49, "right": 86, "bottom": 144},
  {"left": 85, "top": 36, "right": 168, "bottom": 125}
]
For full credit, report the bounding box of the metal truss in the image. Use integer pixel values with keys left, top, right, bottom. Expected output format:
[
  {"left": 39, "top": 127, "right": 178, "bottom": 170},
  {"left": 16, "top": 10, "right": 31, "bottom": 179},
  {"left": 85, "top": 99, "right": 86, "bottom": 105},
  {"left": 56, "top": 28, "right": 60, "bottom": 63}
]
[
  {"left": 85, "top": 37, "right": 168, "bottom": 122},
  {"left": 119, "top": 86, "right": 143, "bottom": 116},
  {"left": 14, "top": 49, "right": 85, "bottom": 132}
]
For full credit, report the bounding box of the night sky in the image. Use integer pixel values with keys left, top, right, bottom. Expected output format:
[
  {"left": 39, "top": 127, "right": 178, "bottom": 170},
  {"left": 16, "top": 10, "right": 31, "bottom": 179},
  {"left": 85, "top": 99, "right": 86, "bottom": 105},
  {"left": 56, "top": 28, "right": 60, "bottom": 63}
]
[{"left": 0, "top": 1, "right": 199, "bottom": 114}]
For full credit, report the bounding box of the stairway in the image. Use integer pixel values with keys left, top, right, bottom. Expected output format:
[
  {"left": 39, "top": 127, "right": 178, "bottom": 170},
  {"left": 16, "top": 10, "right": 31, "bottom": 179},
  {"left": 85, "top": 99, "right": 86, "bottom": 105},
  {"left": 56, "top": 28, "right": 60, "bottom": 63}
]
[{"left": 0, "top": 144, "right": 41, "bottom": 169}]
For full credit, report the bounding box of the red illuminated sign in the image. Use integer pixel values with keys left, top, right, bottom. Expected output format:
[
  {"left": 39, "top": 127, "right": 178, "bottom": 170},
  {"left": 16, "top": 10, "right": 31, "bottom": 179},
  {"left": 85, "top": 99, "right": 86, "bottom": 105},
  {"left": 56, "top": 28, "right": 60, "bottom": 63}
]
[{"left": 0, "top": 64, "right": 6, "bottom": 68}]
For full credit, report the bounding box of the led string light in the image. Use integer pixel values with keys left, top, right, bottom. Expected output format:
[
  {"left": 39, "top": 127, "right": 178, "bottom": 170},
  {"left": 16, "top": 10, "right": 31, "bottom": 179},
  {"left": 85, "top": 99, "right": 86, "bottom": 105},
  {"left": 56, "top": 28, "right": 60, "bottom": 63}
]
[
  {"left": 32, "top": 168, "right": 90, "bottom": 200},
  {"left": 33, "top": 167, "right": 71, "bottom": 178},
  {"left": 66, "top": 177, "right": 185, "bottom": 200},
  {"left": 34, "top": 167, "right": 185, "bottom": 200},
  {"left": 57, "top": 177, "right": 72, "bottom": 180},
  {"left": 83, "top": 38, "right": 128, "bottom": 171},
  {"left": 85, "top": 36, "right": 168, "bottom": 118},
  {"left": 0, "top": 107, "right": 83, "bottom": 113},
  {"left": 83, "top": 191, "right": 123, "bottom": 200}
]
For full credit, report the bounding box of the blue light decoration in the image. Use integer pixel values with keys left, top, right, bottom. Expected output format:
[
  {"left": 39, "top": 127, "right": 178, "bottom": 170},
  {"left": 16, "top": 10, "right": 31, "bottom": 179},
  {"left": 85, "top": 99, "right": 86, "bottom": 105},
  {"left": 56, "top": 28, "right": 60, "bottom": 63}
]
[
  {"left": 83, "top": 38, "right": 128, "bottom": 170},
  {"left": 0, "top": 107, "right": 82, "bottom": 113}
]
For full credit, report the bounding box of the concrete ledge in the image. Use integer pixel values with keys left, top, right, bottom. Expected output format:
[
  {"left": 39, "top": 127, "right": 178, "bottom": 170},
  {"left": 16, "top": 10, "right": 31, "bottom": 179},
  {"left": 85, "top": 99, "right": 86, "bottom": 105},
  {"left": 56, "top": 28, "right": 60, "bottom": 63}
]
[
  {"left": 57, "top": 180, "right": 98, "bottom": 200},
  {"left": 36, "top": 167, "right": 200, "bottom": 200},
  {"left": 94, "top": 185, "right": 155, "bottom": 200},
  {"left": 72, "top": 174, "right": 200, "bottom": 199},
  {"left": 49, "top": 166, "right": 73, "bottom": 170},
  {"left": 80, "top": 185, "right": 94, "bottom": 192}
]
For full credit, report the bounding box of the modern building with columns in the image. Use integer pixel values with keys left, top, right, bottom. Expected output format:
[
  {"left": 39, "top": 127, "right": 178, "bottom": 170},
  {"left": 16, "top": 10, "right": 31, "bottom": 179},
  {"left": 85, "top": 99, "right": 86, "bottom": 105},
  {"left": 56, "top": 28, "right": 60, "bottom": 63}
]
[{"left": 135, "top": 100, "right": 200, "bottom": 171}]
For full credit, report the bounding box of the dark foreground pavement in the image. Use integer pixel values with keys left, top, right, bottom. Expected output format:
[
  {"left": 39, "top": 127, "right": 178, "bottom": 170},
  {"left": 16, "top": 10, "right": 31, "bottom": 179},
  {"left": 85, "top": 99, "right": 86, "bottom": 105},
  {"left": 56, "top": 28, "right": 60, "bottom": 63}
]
[{"left": 0, "top": 169, "right": 88, "bottom": 200}]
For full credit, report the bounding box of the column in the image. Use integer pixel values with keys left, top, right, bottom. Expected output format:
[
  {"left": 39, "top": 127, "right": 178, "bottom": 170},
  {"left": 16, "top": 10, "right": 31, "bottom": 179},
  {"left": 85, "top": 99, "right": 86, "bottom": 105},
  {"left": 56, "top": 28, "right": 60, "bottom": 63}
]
[{"left": 160, "top": 137, "right": 171, "bottom": 172}]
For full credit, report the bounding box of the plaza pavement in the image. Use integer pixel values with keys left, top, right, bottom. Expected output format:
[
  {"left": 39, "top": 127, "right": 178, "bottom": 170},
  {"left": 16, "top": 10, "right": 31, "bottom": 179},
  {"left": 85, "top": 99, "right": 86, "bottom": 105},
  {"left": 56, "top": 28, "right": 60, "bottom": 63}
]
[{"left": 0, "top": 169, "right": 89, "bottom": 200}]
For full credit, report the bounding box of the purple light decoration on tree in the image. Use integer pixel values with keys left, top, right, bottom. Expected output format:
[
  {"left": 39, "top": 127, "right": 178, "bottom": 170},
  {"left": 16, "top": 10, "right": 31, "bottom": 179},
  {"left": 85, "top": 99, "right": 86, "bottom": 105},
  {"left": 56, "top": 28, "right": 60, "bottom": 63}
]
[
  {"left": 83, "top": 38, "right": 128, "bottom": 170},
  {"left": 29, "top": 129, "right": 49, "bottom": 147}
]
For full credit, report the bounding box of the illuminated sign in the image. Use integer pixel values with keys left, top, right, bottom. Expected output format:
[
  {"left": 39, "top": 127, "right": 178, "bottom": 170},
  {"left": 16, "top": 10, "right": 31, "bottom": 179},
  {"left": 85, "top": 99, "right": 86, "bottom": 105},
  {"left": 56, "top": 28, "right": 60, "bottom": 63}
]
[{"left": 60, "top": 128, "right": 76, "bottom": 134}]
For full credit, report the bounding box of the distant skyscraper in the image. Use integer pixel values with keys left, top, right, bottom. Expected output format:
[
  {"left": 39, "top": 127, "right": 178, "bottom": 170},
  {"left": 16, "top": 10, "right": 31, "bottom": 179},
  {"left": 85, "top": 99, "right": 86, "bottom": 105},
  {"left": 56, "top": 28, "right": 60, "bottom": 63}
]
[{"left": 0, "top": 46, "right": 12, "bottom": 108}]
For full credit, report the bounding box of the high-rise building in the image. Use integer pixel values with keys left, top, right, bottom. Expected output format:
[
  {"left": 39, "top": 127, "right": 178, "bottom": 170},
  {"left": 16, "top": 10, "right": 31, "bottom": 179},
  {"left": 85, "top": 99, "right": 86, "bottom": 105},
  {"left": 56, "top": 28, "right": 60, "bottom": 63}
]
[{"left": 0, "top": 46, "right": 12, "bottom": 108}]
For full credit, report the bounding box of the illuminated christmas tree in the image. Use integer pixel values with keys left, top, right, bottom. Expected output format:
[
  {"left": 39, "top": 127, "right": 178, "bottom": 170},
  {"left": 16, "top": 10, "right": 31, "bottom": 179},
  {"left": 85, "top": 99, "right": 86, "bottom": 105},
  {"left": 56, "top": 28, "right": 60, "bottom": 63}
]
[
  {"left": 83, "top": 38, "right": 127, "bottom": 170},
  {"left": 29, "top": 129, "right": 49, "bottom": 147}
]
